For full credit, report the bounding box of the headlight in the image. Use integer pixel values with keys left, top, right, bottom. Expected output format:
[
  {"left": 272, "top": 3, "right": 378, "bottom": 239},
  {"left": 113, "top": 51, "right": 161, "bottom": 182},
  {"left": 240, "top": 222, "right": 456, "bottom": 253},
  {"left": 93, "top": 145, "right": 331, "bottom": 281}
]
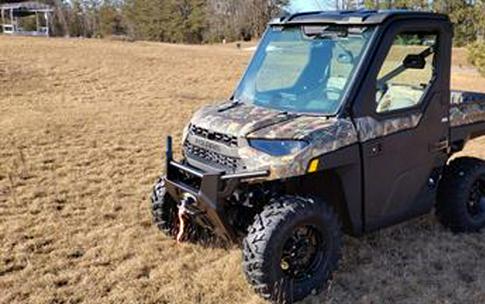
[{"left": 248, "top": 139, "right": 309, "bottom": 156}]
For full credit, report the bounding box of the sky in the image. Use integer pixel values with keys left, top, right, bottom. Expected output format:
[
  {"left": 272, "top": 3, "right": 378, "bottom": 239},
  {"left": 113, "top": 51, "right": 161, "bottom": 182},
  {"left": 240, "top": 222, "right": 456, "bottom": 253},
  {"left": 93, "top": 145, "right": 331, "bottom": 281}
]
[{"left": 286, "top": 0, "right": 334, "bottom": 13}]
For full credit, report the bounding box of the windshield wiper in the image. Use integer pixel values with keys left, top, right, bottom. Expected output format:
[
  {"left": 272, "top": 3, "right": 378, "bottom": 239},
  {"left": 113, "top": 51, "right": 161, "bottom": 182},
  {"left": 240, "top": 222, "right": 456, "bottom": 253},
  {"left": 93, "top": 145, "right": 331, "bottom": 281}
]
[
  {"left": 277, "top": 110, "right": 300, "bottom": 119},
  {"left": 217, "top": 98, "right": 243, "bottom": 112},
  {"left": 277, "top": 110, "right": 332, "bottom": 119}
]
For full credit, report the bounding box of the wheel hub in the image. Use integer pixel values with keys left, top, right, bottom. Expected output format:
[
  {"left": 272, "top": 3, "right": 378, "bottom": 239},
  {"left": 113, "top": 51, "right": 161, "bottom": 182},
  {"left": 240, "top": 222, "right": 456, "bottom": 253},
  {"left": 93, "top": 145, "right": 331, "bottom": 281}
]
[{"left": 280, "top": 225, "right": 324, "bottom": 281}]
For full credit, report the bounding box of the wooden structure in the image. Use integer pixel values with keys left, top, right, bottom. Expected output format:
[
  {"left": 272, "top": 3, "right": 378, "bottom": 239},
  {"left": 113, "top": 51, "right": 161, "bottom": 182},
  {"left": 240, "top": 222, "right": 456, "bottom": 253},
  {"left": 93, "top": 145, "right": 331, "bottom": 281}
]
[{"left": 0, "top": 2, "right": 53, "bottom": 36}]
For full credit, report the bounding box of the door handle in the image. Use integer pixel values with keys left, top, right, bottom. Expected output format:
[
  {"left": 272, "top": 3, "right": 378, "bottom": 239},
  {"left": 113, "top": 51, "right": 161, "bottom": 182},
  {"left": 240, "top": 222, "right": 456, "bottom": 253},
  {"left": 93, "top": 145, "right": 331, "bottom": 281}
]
[{"left": 429, "top": 139, "right": 449, "bottom": 153}]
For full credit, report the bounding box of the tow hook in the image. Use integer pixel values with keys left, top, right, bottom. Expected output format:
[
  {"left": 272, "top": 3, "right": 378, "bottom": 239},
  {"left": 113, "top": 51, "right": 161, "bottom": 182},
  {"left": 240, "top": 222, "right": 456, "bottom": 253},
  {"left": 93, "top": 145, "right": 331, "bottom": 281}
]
[{"left": 176, "top": 193, "right": 197, "bottom": 243}]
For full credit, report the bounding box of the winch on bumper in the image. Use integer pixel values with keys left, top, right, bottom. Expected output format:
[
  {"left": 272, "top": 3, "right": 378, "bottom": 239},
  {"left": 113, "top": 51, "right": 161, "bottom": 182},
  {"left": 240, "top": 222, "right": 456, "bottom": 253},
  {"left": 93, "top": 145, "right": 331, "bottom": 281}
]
[{"left": 163, "top": 136, "right": 269, "bottom": 243}]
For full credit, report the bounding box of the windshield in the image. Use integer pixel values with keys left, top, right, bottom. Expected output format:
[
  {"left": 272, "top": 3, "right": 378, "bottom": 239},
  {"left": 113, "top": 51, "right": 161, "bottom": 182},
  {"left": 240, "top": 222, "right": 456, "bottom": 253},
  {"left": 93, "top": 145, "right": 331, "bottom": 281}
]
[{"left": 234, "top": 25, "right": 376, "bottom": 114}]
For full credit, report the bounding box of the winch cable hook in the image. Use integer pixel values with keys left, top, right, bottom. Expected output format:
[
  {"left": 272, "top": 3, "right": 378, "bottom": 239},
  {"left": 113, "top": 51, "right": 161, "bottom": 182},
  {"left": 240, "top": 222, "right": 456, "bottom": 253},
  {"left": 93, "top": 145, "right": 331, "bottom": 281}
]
[
  {"left": 176, "top": 194, "right": 196, "bottom": 243},
  {"left": 176, "top": 201, "right": 188, "bottom": 243}
]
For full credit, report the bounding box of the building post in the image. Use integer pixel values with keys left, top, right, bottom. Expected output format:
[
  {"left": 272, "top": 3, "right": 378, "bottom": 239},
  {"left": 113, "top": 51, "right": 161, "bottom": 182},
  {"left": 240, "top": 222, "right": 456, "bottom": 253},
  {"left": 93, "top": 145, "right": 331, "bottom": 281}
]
[
  {"left": 1, "top": 8, "right": 4, "bottom": 33},
  {"left": 45, "top": 12, "right": 49, "bottom": 36},
  {"left": 35, "top": 11, "right": 39, "bottom": 33},
  {"left": 10, "top": 8, "right": 14, "bottom": 33}
]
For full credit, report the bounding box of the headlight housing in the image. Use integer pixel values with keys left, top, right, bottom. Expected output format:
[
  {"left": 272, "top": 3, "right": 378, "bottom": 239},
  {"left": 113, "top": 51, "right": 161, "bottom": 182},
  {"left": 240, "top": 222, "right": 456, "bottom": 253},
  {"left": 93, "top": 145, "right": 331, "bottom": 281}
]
[{"left": 248, "top": 139, "right": 309, "bottom": 156}]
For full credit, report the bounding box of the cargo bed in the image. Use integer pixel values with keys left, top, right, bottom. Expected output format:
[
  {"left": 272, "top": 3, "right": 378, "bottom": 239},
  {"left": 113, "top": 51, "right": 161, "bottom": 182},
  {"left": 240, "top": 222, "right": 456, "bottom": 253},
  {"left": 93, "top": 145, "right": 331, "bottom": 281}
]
[{"left": 450, "top": 91, "right": 485, "bottom": 144}]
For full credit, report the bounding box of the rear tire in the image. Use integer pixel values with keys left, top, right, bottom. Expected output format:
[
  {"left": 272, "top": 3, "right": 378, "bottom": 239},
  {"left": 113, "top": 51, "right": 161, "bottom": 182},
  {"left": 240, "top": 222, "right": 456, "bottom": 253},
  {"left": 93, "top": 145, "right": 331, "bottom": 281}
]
[
  {"left": 437, "top": 157, "right": 485, "bottom": 232},
  {"left": 242, "top": 195, "right": 342, "bottom": 303}
]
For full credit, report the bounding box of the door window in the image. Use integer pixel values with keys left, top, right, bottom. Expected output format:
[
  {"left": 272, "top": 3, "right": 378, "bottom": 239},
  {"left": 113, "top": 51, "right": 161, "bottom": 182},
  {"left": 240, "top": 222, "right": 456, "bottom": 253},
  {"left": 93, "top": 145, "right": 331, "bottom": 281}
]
[{"left": 376, "top": 32, "right": 437, "bottom": 113}]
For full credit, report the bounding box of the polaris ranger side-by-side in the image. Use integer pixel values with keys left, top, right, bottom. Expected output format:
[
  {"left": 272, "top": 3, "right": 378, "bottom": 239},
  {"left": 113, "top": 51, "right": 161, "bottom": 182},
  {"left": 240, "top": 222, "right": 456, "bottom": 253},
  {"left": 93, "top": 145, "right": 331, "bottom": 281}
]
[{"left": 151, "top": 10, "right": 485, "bottom": 303}]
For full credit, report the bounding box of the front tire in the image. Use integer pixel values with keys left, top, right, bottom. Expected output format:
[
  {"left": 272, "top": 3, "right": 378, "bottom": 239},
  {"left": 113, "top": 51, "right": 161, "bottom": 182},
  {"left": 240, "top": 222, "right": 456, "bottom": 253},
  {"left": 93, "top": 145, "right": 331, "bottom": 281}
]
[
  {"left": 151, "top": 176, "right": 178, "bottom": 237},
  {"left": 437, "top": 157, "right": 485, "bottom": 232},
  {"left": 242, "top": 195, "right": 342, "bottom": 303},
  {"left": 151, "top": 176, "right": 213, "bottom": 243}
]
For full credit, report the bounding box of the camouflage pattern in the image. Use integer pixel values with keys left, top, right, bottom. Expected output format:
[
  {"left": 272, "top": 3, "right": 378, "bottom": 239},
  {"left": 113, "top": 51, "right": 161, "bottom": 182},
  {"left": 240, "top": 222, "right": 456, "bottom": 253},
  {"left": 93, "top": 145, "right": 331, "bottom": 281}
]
[
  {"left": 189, "top": 102, "right": 296, "bottom": 137},
  {"left": 353, "top": 91, "right": 485, "bottom": 141},
  {"left": 184, "top": 102, "right": 358, "bottom": 180},
  {"left": 242, "top": 117, "right": 358, "bottom": 180},
  {"left": 354, "top": 113, "right": 422, "bottom": 142},
  {"left": 450, "top": 91, "right": 485, "bottom": 127},
  {"left": 182, "top": 91, "right": 484, "bottom": 181}
]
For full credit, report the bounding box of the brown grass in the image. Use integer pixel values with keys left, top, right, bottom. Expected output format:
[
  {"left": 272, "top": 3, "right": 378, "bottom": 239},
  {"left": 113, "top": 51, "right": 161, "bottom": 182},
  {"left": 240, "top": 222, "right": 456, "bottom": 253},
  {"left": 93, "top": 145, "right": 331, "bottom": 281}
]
[{"left": 0, "top": 36, "right": 484, "bottom": 304}]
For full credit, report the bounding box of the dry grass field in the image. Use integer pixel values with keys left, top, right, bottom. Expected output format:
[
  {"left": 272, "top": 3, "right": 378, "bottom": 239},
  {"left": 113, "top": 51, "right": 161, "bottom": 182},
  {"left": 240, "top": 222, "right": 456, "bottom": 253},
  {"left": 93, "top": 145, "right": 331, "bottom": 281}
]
[{"left": 0, "top": 36, "right": 484, "bottom": 304}]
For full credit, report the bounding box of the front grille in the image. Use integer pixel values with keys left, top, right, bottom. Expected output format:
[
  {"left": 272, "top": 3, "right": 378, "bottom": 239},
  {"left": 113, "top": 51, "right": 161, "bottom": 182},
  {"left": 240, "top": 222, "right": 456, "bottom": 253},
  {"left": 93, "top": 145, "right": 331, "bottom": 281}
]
[
  {"left": 189, "top": 124, "right": 238, "bottom": 147},
  {"left": 184, "top": 141, "right": 240, "bottom": 171}
]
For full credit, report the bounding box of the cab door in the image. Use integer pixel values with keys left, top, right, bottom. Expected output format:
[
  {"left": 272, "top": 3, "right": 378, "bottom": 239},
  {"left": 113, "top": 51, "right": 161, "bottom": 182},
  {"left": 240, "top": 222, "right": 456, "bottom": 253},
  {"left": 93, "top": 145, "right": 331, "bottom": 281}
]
[{"left": 353, "top": 20, "right": 452, "bottom": 231}]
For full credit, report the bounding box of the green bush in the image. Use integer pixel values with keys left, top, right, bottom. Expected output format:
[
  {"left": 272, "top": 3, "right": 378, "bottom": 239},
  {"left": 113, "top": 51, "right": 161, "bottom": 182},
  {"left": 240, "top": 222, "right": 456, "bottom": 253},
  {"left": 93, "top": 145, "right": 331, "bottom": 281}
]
[{"left": 468, "top": 42, "right": 485, "bottom": 76}]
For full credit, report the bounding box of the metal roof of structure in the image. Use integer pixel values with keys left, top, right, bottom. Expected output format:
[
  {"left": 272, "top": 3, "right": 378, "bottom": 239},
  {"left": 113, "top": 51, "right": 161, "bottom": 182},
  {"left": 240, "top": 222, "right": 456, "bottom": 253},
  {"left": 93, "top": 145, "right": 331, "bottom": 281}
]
[{"left": 0, "top": 2, "right": 53, "bottom": 12}]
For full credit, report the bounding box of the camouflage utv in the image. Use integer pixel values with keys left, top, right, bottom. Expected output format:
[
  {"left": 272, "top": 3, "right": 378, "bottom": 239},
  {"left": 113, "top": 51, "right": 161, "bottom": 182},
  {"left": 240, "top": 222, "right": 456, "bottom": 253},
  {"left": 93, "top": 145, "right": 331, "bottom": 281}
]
[{"left": 151, "top": 10, "right": 485, "bottom": 303}]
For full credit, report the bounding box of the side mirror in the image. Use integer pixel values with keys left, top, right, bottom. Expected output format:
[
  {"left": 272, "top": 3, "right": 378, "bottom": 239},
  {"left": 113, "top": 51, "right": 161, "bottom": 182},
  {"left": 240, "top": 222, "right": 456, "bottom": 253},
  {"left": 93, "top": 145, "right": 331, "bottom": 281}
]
[{"left": 403, "top": 54, "right": 426, "bottom": 69}]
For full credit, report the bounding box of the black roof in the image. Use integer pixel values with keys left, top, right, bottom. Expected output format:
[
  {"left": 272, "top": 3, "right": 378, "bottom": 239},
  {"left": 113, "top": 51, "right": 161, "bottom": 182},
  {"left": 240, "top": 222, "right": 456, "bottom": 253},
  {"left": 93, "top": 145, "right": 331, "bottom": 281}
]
[{"left": 271, "top": 9, "right": 449, "bottom": 26}]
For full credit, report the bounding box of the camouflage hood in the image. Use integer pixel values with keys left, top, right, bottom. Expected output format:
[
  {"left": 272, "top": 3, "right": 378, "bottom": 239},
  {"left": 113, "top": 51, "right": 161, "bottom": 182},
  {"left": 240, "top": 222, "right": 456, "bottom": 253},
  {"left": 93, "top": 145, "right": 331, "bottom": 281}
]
[
  {"left": 189, "top": 102, "right": 348, "bottom": 140},
  {"left": 184, "top": 102, "right": 359, "bottom": 180},
  {"left": 189, "top": 102, "right": 300, "bottom": 138}
]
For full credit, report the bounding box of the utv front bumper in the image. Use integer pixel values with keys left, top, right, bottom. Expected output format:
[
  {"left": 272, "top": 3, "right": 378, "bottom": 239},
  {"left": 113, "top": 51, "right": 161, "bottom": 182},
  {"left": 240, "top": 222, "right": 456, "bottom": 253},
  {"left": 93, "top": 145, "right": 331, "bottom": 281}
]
[{"left": 163, "top": 136, "right": 269, "bottom": 242}]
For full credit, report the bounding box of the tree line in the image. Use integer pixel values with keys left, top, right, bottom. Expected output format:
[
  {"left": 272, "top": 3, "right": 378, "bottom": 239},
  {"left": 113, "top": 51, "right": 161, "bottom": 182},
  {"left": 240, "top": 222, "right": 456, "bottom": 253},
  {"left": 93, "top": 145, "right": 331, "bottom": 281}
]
[
  {"left": 1, "top": 0, "right": 483, "bottom": 46},
  {"left": 0, "top": 0, "right": 288, "bottom": 43},
  {"left": 1, "top": 0, "right": 484, "bottom": 75}
]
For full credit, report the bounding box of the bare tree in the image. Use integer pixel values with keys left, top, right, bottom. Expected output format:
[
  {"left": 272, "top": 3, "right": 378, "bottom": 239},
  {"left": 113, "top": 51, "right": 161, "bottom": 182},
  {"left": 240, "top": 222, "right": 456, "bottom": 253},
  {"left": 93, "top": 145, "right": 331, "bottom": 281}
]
[{"left": 206, "top": 0, "right": 287, "bottom": 42}]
